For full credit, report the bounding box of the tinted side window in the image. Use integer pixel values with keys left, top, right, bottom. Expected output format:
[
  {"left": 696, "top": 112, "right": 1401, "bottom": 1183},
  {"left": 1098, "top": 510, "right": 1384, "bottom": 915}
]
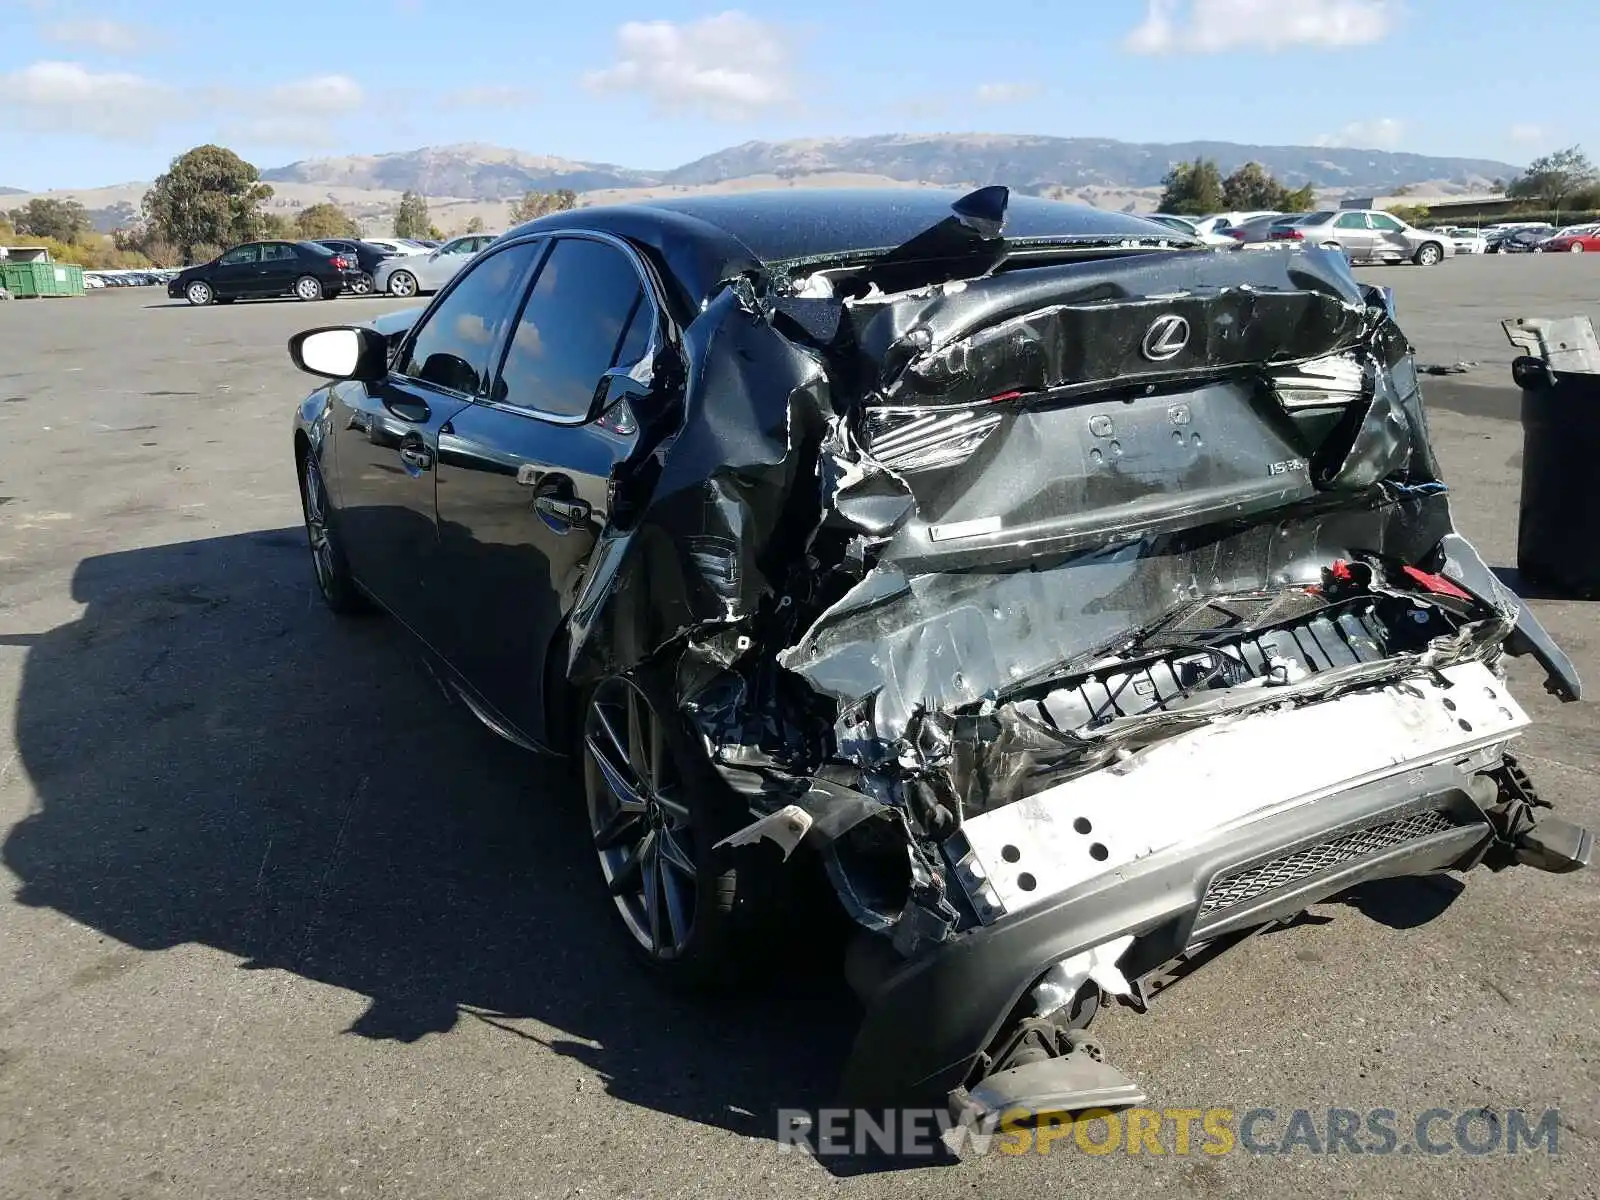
[
  {"left": 219, "top": 245, "right": 259, "bottom": 265},
  {"left": 262, "top": 243, "right": 298, "bottom": 262},
  {"left": 496, "top": 237, "right": 646, "bottom": 420},
  {"left": 397, "top": 242, "right": 540, "bottom": 396}
]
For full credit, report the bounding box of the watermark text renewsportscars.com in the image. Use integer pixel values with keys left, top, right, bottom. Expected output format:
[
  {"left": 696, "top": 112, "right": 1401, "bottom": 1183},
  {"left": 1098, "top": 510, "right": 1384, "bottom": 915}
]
[{"left": 777, "top": 1106, "right": 1563, "bottom": 1158}]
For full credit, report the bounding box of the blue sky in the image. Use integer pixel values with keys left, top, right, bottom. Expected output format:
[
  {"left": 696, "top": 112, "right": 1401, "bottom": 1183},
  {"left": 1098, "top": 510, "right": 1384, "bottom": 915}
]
[{"left": 0, "top": 0, "right": 1590, "bottom": 190}]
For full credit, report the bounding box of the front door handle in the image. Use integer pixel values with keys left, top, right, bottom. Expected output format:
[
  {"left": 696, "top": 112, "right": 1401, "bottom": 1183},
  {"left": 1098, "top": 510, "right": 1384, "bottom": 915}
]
[{"left": 534, "top": 494, "right": 590, "bottom": 527}]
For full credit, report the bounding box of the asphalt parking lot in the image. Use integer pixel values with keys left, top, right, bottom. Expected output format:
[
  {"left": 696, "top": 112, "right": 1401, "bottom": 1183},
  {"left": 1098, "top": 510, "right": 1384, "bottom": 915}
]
[{"left": 1, "top": 255, "right": 1597, "bottom": 1198}]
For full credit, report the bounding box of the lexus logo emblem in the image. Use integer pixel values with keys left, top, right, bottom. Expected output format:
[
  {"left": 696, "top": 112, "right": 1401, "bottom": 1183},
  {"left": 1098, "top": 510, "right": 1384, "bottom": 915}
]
[{"left": 1141, "top": 313, "right": 1191, "bottom": 362}]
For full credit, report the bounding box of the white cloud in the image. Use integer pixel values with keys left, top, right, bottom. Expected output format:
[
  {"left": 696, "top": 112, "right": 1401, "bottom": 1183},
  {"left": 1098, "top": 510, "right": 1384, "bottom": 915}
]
[
  {"left": 583, "top": 11, "right": 791, "bottom": 118},
  {"left": 0, "top": 61, "right": 370, "bottom": 145},
  {"left": 0, "top": 60, "right": 177, "bottom": 139},
  {"left": 1124, "top": 0, "right": 1397, "bottom": 54},
  {"left": 265, "top": 74, "right": 364, "bottom": 115},
  {"left": 439, "top": 83, "right": 538, "bottom": 110},
  {"left": 1314, "top": 117, "right": 1405, "bottom": 149},
  {"left": 1509, "top": 123, "right": 1545, "bottom": 146},
  {"left": 974, "top": 82, "right": 1041, "bottom": 104},
  {"left": 40, "top": 17, "right": 149, "bottom": 54}
]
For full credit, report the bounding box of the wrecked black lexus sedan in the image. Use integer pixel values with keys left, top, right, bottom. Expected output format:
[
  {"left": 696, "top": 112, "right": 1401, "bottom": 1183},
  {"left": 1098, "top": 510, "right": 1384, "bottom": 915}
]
[{"left": 287, "top": 188, "right": 1590, "bottom": 1118}]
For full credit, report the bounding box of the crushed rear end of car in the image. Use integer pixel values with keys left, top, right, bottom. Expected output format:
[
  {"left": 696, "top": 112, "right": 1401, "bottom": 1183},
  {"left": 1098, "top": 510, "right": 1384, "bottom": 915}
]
[{"left": 566, "top": 189, "right": 1590, "bottom": 1118}]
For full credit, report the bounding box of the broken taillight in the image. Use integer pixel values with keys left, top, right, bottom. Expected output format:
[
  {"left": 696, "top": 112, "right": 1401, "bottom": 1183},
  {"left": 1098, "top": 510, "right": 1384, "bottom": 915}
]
[
  {"left": 1270, "top": 351, "right": 1365, "bottom": 409},
  {"left": 863, "top": 406, "right": 1002, "bottom": 473}
]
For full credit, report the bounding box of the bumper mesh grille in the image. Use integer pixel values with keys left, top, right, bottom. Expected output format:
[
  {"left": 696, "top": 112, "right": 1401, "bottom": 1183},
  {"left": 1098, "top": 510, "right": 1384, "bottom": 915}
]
[{"left": 1198, "top": 809, "right": 1459, "bottom": 917}]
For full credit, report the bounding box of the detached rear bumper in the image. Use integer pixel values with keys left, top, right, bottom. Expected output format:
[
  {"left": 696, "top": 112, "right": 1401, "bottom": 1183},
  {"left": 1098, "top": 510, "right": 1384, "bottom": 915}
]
[
  {"left": 837, "top": 663, "right": 1586, "bottom": 1107},
  {"left": 840, "top": 761, "right": 1494, "bottom": 1105}
]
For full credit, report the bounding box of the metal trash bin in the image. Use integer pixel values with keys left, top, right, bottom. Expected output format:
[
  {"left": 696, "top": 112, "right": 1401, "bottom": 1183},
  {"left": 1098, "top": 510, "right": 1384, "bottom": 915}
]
[{"left": 1505, "top": 316, "right": 1600, "bottom": 597}]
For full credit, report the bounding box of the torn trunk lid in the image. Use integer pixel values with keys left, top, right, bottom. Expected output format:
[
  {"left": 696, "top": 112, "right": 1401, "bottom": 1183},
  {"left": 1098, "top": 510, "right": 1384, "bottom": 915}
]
[{"left": 779, "top": 245, "right": 1448, "bottom": 734}]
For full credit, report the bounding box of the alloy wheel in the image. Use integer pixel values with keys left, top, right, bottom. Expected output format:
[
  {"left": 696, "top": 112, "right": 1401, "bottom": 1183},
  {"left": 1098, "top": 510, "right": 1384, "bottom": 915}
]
[
  {"left": 352, "top": 273, "right": 374, "bottom": 294},
  {"left": 302, "top": 454, "right": 336, "bottom": 599},
  {"left": 583, "top": 676, "right": 698, "bottom": 960},
  {"left": 186, "top": 281, "right": 212, "bottom": 306},
  {"left": 295, "top": 276, "right": 323, "bottom": 301},
  {"left": 389, "top": 271, "right": 417, "bottom": 297}
]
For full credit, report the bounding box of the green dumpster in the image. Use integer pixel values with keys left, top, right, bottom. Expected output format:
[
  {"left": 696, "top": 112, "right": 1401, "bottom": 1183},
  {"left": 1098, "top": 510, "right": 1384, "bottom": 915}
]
[{"left": 1, "top": 260, "right": 86, "bottom": 297}]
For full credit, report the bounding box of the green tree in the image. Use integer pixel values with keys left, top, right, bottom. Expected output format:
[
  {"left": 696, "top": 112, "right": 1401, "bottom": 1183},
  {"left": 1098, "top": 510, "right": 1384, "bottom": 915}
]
[
  {"left": 141, "top": 145, "right": 274, "bottom": 262},
  {"left": 464, "top": 215, "right": 485, "bottom": 233},
  {"left": 1388, "top": 204, "right": 1432, "bottom": 226},
  {"left": 508, "top": 188, "right": 578, "bottom": 224},
  {"left": 1220, "top": 162, "right": 1288, "bottom": 211},
  {"left": 1282, "top": 184, "right": 1317, "bottom": 212},
  {"left": 1158, "top": 158, "right": 1225, "bottom": 216},
  {"left": 8, "top": 197, "right": 92, "bottom": 241},
  {"left": 295, "top": 202, "right": 359, "bottom": 239},
  {"left": 260, "top": 212, "right": 296, "bottom": 238},
  {"left": 1508, "top": 145, "right": 1597, "bottom": 208},
  {"left": 394, "top": 190, "right": 432, "bottom": 239}
]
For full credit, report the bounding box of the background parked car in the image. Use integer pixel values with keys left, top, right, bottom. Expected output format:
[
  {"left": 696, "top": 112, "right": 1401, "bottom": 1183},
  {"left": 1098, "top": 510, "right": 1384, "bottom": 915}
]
[
  {"left": 1271, "top": 209, "right": 1451, "bottom": 265},
  {"left": 1194, "top": 210, "right": 1280, "bottom": 238},
  {"left": 1540, "top": 224, "right": 1600, "bottom": 252},
  {"left": 1227, "top": 213, "right": 1303, "bottom": 245},
  {"left": 1147, "top": 213, "right": 1235, "bottom": 246},
  {"left": 1433, "top": 226, "right": 1487, "bottom": 255},
  {"left": 312, "top": 238, "right": 400, "bottom": 295},
  {"left": 361, "top": 237, "right": 428, "bottom": 256},
  {"left": 1485, "top": 227, "right": 1552, "bottom": 254},
  {"left": 372, "top": 233, "right": 499, "bottom": 297},
  {"left": 167, "top": 240, "right": 362, "bottom": 305}
]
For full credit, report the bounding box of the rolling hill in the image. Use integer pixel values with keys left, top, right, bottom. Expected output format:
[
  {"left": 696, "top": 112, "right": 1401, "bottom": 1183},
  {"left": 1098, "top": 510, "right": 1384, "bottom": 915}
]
[{"left": 266, "top": 134, "right": 1519, "bottom": 198}]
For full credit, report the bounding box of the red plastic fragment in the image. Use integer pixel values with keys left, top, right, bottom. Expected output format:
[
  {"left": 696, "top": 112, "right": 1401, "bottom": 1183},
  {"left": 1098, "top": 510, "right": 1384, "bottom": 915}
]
[{"left": 1400, "top": 565, "right": 1473, "bottom": 601}]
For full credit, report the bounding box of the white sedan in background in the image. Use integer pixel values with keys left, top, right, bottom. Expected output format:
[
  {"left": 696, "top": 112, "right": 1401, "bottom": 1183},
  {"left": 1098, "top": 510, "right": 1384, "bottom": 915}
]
[
  {"left": 372, "top": 233, "right": 500, "bottom": 297},
  {"left": 362, "top": 237, "right": 429, "bottom": 256},
  {"left": 1434, "top": 227, "right": 1487, "bottom": 255}
]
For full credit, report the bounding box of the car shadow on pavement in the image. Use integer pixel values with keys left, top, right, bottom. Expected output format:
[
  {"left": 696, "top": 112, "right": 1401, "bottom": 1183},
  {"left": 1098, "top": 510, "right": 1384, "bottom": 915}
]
[{"left": 2, "top": 528, "right": 864, "bottom": 1156}]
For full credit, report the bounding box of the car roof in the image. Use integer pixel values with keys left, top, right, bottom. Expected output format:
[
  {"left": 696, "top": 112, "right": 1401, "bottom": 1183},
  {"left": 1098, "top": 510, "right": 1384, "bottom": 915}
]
[
  {"left": 515, "top": 187, "right": 1185, "bottom": 312},
  {"left": 633, "top": 189, "right": 1166, "bottom": 262}
]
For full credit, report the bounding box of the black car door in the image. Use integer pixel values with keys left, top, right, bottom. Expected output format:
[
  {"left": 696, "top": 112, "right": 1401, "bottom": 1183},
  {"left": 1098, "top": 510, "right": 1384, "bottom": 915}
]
[
  {"left": 328, "top": 240, "right": 543, "bottom": 643},
  {"left": 434, "top": 233, "right": 657, "bottom": 744},
  {"left": 210, "top": 243, "right": 260, "bottom": 297},
  {"left": 257, "top": 242, "right": 302, "bottom": 296}
]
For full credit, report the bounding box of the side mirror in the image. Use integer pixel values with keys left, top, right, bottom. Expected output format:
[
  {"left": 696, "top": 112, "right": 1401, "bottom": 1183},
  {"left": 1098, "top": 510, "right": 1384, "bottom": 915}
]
[{"left": 288, "top": 325, "right": 389, "bottom": 382}]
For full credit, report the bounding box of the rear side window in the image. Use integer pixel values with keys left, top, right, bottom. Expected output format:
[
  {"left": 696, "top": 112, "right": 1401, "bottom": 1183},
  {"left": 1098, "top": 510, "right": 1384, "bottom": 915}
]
[
  {"left": 296, "top": 241, "right": 334, "bottom": 257},
  {"left": 494, "top": 237, "right": 648, "bottom": 420},
  {"left": 262, "top": 243, "right": 299, "bottom": 262},
  {"left": 1334, "top": 212, "right": 1368, "bottom": 230},
  {"left": 397, "top": 242, "right": 541, "bottom": 396}
]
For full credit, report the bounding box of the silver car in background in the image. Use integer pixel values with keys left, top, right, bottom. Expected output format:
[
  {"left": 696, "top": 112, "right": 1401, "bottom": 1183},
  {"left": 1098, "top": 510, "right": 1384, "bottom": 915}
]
[
  {"left": 1274, "top": 210, "right": 1453, "bottom": 266},
  {"left": 372, "top": 233, "right": 500, "bottom": 297}
]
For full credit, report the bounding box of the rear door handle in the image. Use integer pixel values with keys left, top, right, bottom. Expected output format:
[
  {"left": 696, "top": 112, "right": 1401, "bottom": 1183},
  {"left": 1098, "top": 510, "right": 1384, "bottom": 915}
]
[
  {"left": 534, "top": 495, "right": 590, "bottom": 526},
  {"left": 399, "top": 440, "right": 433, "bottom": 472}
]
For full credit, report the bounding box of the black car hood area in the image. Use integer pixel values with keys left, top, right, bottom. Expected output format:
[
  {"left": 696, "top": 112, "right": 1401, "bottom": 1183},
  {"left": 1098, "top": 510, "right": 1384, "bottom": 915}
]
[{"left": 563, "top": 209, "right": 1580, "bottom": 894}]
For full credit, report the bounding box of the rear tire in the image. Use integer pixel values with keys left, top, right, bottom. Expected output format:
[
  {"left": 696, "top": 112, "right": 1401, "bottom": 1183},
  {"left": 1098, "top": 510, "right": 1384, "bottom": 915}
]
[
  {"left": 350, "top": 272, "right": 374, "bottom": 295},
  {"left": 294, "top": 275, "right": 325, "bottom": 302},
  {"left": 580, "top": 668, "right": 761, "bottom": 988}
]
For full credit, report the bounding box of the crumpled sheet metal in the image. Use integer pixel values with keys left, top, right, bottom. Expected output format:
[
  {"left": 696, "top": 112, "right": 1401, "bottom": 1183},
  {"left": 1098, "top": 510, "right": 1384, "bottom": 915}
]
[
  {"left": 781, "top": 494, "right": 1457, "bottom": 739},
  {"left": 853, "top": 246, "right": 1374, "bottom": 405},
  {"left": 566, "top": 288, "right": 834, "bottom": 683}
]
